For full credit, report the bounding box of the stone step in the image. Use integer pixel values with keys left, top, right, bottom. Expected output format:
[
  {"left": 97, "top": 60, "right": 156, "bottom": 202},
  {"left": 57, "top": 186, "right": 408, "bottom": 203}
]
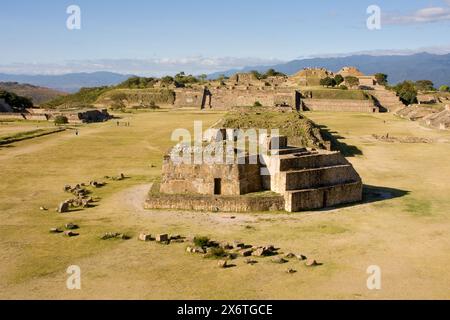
[
  {"left": 279, "top": 152, "right": 347, "bottom": 171},
  {"left": 271, "top": 147, "right": 309, "bottom": 155},
  {"left": 284, "top": 181, "right": 363, "bottom": 212},
  {"left": 282, "top": 164, "right": 360, "bottom": 190}
]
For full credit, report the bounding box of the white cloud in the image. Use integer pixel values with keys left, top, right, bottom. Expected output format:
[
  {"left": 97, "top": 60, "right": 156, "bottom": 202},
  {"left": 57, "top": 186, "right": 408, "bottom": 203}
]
[
  {"left": 0, "top": 56, "right": 285, "bottom": 76},
  {"left": 385, "top": 6, "right": 450, "bottom": 24}
]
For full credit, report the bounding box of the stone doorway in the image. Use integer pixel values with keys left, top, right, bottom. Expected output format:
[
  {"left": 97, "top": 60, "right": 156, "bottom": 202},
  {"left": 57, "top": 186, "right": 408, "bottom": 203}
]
[{"left": 214, "top": 178, "right": 222, "bottom": 195}]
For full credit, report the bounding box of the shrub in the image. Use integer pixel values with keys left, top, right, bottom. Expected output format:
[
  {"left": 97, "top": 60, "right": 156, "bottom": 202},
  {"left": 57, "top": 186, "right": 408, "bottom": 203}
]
[
  {"left": 205, "top": 247, "right": 227, "bottom": 259},
  {"left": 334, "top": 74, "right": 344, "bottom": 86},
  {"left": 320, "top": 77, "right": 336, "bottom": 87},
  {"left": 439, "top": 85, "right": 450, "bottom": 92},
  {"left": 339, "top": 85, "right": 348, "bottom": 90},
  {"left": 394, "top": 81, "right": 418, "bottom": 105},
  {"left": 344, "top": 76, "right": 360, "bottom": 88},
  {"left": 193, "top": 236, "right": 210, "bottom": 248},
  {"left": 375, "top": 73, "right": 388, "bottom": 86},
  {"left": 253, "top": 101, "right": 263, "bottom": 107},
  {"left": 54, "top": 115, "right": 68, "bottom": 125},
  {"left": 415, "top": 80, "right": 435, "bottom": 92}
]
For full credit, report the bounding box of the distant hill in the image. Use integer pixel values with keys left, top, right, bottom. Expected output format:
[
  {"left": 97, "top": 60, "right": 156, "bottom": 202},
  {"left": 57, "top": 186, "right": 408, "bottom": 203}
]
[
  {"left": 209, "top": 53, "right": 450, "bottom": 87},
  {"left": 0, "top": 82, "right": 67, "bottom": 105},
  {"left": 0, "top": 72, "right": 131, "bottom": 93}
]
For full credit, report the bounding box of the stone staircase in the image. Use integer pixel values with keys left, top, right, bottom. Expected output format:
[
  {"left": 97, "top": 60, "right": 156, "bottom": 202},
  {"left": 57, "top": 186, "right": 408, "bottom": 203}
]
[
  {"left": 367, "top": 86, "right": 405, "bottom": 112},
  {"left": 263, "top": 146, "right": 363, "bottom": 212}
]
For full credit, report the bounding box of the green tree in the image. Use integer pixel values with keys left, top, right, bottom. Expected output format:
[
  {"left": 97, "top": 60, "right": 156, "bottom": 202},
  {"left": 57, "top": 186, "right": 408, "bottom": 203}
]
[
  {"left": 439, "top": 85, "right": 450, "bottom": 92},
  {"left": 54, "top": 115, "right": 68, "bottom": 125},
  {"left": 264, "top": 68, "right": 286, "bottom": 78},
  {"left": 198, "top": 74, "right": 208, "bottom": 82},
  {"left": 320, "top": 77, "right": 336, "bottom": 87},
  {"left": 394, "top": 81, "right": 418, "bottom": 105},
  {"left": 0, "top": 90, "right": 33, "bottom": 111},
  {"left": 375, "top": 73, "right": 388, "bottom": 86},
  {"left": 334, "top": 74, "right": 344, "bottom": 86},
  {"left": 344, "top": 76, "right": 360, "bottom": 88},
  {"left": 250, "top": 70, "right": 263, "bottom": 80},
  {"left": 415, "top": 80, "right": 435, "bottom": 92}
]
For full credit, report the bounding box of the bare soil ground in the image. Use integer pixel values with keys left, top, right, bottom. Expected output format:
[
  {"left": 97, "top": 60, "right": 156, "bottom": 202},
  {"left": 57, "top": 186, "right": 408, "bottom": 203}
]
[{"left": 0, "top": 110, "right": 449, "bottom": 300}]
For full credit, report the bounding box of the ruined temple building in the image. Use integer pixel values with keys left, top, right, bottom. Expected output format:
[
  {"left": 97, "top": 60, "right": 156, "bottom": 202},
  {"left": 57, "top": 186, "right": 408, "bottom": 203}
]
[
  {"left": 169, "top": 67, "right": 384, "bottom": 113},
  {"left": 146, "top": 131, "right": 363, "bottom": 213}
]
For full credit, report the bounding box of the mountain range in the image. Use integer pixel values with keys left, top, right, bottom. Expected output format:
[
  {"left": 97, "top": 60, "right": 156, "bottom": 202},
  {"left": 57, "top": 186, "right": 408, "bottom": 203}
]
[
  {"left": 0, "top": 72, "right": 131, "bottom": 93},
  {"left": 0, "top": 53, "right": 449, "bottom": 92}
]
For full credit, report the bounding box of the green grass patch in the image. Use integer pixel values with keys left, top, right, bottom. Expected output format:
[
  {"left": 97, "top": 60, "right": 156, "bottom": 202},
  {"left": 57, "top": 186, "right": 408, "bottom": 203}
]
[{"left": 0, "top": 128, "right": 65, "bottom": 145}]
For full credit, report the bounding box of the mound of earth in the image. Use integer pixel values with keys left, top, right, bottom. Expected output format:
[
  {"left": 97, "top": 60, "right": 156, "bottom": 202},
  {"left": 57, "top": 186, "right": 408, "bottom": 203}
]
[
  {"left": 0, "top": 82, "right": 67, "bottom": 105},
  {"left": 217, "top": 110, "right": 327, "bottom": 149}
]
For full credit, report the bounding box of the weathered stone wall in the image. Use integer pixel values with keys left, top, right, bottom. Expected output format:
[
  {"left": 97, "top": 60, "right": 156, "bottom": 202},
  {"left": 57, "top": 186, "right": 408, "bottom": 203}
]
[
  {"left": 207, "top": 88, "right": 297, "bottom": 109},
  {"left": 302, "top": 99, "right": 378, "bottom": 113},
  {"left": 160, "top": 159, "right": 262, "bottom": 196},
  {"left": 0, "top": 113, "right": 26, "bottom": 120},
  {"left": 173, "top": 88, "right": 205, "bottom": 108},
  {"left": 23, "top": 114, "right": 49, "bottom": 121},
  {"left": 145, "top": 194, "right": 284, "bottom": 213},
  {"left": 285, "top": 181, "right": 362, "bottom": 212}
]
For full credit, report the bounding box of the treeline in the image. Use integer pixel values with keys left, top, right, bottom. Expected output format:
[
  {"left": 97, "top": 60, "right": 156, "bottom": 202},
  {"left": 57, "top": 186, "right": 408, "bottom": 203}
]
[
  {"left": 0, "top": 90, "right": 33, "bottom": 111},
  {"left": 392, "top": 80, "right": 450, "bottom": 105}
]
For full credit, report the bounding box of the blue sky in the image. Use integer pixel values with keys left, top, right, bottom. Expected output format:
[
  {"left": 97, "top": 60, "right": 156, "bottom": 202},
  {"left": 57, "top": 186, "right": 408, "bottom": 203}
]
[{"left": 1, "top": 0, "right": 450, "bottom": 75}]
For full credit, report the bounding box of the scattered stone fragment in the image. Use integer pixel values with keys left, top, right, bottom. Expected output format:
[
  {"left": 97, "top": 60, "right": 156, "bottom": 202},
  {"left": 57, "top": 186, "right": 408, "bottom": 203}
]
[
  {"left": 217, "top": 260, "right": 228, "bottom": 268},
  {"left": 64, "top": 231, "right": 79, "bottom": 237},
  {"left": 139, "top": 233, "right": 152, "bottom": 242},
  {"left": 65, "top": 223, "right": 79, "bottom": 230},
  {"left": 156, "top": 234, "right": 169, "bottom": 242},
  {"left": 170, "top": 234, "right": 181, "bottom": 240},
  {"left": 252, "top": 246, "right": 278, "bottom": 257},
  {"left": 239, "top": 249, "right": 254, "bottom": 257},
  {"left": 286, "top": 268, "right": 297, "bottom": 274},
  {"left": 245, "top": 259, "right": 258, "bottom": 265},
  {"left": 233, "top": 241, "right": 245, "bottom": 249},
  {"left": 40, "top": 206, "right": 48, "bottom": 211},
  {"left": 50, "top": 228, "right": 63, "bottom": 234},
  {"left": 285, "top": 253, "right": 296, "bottom": 259},
  {"left": 272, "top": 257, "right": 288, "bottom": 264},
  {"left": 57, "top": 201, "right": 70, "bottom": 213},
  {"left": 100, "top": 232, "right": 127, "bottom": 240},
  {"left": 296, "top": 254, "right": 307, "bottom": 261},
  {"left": 220, "top": 242, "right": 234, "bottom": 250},
  {"left": 64, "top": 185, "right": 71, "bottom": 192},
  {"left": 186, "top": 246, "right": 194, "bottom": 253},
  {"left": 305, "top": 259, "right": 321, "bottom": 267},
  {"left": 193, "top": 247, "right": 206, "bottom": 254}
]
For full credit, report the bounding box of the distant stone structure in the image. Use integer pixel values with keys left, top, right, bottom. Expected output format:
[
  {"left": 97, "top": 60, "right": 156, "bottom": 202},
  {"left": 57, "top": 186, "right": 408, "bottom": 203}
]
[
  {"left": 167, "top": 67, "right": 383, "bottom": 113},
  {"left": 0, "top": 107, "right": 111, "bottom": 124},
  {"left": 337, "top": 67, "right": 377, "bottom": 87},
  {"left": 146, "top": 133, "right": 363, "bottom": 213}
]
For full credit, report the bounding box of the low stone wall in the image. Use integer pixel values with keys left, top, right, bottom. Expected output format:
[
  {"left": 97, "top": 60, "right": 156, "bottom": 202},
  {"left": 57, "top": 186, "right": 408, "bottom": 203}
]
[
  {"left": 0, "top": 113, "right": 26, "bottom": 120},
  {"left": 302, "top": 99, "right": 377, "bottom": 113},
  {"left": 285, "top": 181, "right": 363, "bottom": 212},
  {"left": 23, "top": 114, "right": 49, "bottom": 121},
  {"left": 145, "top": 194, "right": 285, "bottom": 213}
]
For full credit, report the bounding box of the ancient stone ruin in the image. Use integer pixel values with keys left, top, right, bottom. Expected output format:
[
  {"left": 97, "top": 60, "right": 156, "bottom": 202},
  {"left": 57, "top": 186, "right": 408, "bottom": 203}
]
[{"left": 146, "top": 130, "right": 363, "bottom": 213}]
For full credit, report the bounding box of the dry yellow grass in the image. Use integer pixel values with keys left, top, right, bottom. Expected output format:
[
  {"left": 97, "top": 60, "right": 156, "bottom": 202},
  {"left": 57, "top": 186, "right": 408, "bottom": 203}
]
[{"left": 0, "top": 110, "right": 449, "bottom": 300}]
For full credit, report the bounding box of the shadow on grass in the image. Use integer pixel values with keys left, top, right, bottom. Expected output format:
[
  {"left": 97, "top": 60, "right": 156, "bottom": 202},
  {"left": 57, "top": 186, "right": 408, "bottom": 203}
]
[
  {"left": 318, "top": 125, "right": 363, "bottom": 157},
  {"left": 362, "top": 184, "right": 410, "bottom": 204},
  {"left": 313, "top": 184, "right": 409, "bottom": 212}
]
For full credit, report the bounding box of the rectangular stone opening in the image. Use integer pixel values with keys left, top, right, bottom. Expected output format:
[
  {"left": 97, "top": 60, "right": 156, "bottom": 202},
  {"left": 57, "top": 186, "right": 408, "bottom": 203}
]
[{"left": 214, "top": 178, "right": 222, "bottom": 195}]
